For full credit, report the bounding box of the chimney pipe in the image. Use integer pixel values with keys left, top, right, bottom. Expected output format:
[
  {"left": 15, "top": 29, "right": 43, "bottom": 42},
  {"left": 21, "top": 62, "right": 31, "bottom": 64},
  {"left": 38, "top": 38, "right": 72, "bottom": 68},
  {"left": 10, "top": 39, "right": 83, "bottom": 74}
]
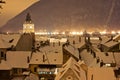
[
  {"left": 43, "top": 55, "right": 45, "bottom": 62},
  {"left": 27, "top": 56, "right": 30, "bottom": 63}
]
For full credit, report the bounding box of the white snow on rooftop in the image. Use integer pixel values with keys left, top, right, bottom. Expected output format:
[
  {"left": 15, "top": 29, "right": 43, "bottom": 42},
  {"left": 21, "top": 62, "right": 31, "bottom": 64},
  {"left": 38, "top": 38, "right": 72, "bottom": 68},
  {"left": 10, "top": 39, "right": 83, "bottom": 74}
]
[
  {"left": 30, "top": 52, "right": 63, "bottom": 65},
  {"left": 55, "top": 57, "right": 86, "bottom": 80},
  {"left": 64, "top": 45, "right": 79, "bottom": 59},
  {"left": 104, "top": 41, "right": 119, "bottom": 47},
  {"left": 0, "top": 37, "right": 11, "bottom": 48},
  {"left": 6, "top": 51, "right": 31, "bottom": 68},
  {"left": 0, "top": 60, "right": 11, "bottom": 70},
  {"left": 0, "top": 34, "right": 21, "bottom": 47},
  {"left": 87, "top": 67, "right": 116, "bottom": 80}
]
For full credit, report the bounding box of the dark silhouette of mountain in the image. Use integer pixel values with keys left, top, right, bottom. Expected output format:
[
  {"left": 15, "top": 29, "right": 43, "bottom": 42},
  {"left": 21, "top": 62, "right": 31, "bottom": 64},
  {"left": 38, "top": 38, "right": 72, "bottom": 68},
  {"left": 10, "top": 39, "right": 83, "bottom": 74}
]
[{"left": 1, "top": 0, "right": 120, "bottom": 32}]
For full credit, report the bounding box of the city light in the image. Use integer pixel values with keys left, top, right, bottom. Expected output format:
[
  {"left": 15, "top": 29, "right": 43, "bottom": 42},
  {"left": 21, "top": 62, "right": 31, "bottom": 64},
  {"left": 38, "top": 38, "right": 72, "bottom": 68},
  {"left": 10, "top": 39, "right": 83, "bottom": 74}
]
[
  {"left": 35, "top": 30, "right": 120, "bottom": 36},
  {"left": 117, "top": 31, "right": 120, "bottom": 34},
  {"left": 69, "top": 31, "right": 83, "bottom": 35},
  {"left": 100, "top": 30, "right": 107, "bottom": 35},
  {"left": 111, "top": 31, "right": 116, "bottom": 34}
]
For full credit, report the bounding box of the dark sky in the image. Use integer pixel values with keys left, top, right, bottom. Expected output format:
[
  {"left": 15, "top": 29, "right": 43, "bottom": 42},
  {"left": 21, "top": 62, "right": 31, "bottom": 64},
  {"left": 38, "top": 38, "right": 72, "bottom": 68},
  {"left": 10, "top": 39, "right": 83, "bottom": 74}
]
[{"left": 1, "top": 0, "right": 120, "bottom": 32}]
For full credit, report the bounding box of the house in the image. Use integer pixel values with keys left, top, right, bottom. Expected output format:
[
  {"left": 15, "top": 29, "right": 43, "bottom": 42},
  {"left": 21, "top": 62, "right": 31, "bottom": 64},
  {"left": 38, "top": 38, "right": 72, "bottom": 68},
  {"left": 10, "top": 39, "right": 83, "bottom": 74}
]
[
  {"left": 0, "top": 60, "right": 12, "bottom": 80},
  {"left": 55, "top": 57, "right": 86, "bottom": 80},
  {"left": 99, "top": 41, "right": 120, "bottom": 52},
  {"left": 0, "top": 51, "right": 31, "bottom": 80},
  {"left": 29, "top": 51, "right": 63, "bottom": 80},
  {"left": 0, "top": 34, "right": 21, "bottom": 50},
  {"left": 113, "top": 34, "right": 120, "bottom": 42},
  {"left": 63, "top": 44, "right": 79, "bottom": 64},
  {"left": 6, "top": 51, "right": 31, "bottom": 76},
  {"left": 0, "top": 35, "right": 11, "bottom": 61}
]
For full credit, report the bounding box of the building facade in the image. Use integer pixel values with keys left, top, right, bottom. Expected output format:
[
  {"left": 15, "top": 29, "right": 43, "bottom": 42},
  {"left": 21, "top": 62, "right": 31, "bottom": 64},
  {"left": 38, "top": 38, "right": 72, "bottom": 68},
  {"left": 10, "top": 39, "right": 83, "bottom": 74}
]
[{"left": 23, "top": 13, "right": 34, "bottom": 33}]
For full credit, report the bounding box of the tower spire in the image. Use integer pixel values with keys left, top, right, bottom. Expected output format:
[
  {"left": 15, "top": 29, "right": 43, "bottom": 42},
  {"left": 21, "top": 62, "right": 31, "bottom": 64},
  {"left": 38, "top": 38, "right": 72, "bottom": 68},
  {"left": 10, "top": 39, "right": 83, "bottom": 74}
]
[
  {"left": 26, "top": 13, "right": 32, "bottom": 22},
  {"left": 23, "top": 13, "right": 35, "bottom": 33}
]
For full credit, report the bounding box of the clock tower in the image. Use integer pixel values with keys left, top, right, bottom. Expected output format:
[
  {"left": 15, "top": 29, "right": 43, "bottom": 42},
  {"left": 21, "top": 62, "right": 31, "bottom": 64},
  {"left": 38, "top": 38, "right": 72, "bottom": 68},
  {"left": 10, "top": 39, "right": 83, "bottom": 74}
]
[{"left": 23, "top": 13, "right": 34, "bottom": 33}]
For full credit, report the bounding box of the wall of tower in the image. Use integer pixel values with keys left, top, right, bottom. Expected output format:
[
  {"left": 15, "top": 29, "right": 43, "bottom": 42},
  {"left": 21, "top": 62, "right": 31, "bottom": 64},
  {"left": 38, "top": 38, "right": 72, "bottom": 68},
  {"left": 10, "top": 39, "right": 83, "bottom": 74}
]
[{"left": 23, "top": 23, "right": 34, "bottom": 33}]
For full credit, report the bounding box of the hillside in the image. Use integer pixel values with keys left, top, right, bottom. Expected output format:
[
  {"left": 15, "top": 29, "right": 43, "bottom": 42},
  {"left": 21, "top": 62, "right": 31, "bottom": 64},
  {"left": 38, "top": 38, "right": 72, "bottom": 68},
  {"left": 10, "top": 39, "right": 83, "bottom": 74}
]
[{"left": 1, "top": 0, "right": 120, "bottom": 32}]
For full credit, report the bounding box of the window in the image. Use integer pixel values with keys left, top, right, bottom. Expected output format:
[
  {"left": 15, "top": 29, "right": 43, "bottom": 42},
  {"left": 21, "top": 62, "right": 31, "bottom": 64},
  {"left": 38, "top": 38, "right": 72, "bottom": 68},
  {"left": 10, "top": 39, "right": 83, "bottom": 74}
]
[
  {"left": 30, "top": 26, "right": 32, "bottom": 29},
  {"left": 13, "top": 68, "right": 18, "bottom": 74},
  {"left": 66, "top": 76, "right": 73, "bottom": 80},
  {"left": 34, "top": 67, "right": 37, "bottom": 72}
]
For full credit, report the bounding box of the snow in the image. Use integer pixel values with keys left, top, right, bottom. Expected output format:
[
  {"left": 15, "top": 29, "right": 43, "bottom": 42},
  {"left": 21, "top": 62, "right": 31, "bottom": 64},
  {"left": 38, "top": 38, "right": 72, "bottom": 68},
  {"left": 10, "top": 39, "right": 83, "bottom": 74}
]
[
  {"left": 0, "top": 60, "right": 11, "bottom": 70},
  {"left": 6, "top": 51, "right": 31, "bottom": 68}
]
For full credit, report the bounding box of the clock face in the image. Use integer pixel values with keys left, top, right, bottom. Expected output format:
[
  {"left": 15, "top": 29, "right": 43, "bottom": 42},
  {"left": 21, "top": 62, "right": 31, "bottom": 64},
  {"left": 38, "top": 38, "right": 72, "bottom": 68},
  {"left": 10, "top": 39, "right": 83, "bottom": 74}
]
[{"left": 30, "top": 26, "right": 33, "bottom": 29}]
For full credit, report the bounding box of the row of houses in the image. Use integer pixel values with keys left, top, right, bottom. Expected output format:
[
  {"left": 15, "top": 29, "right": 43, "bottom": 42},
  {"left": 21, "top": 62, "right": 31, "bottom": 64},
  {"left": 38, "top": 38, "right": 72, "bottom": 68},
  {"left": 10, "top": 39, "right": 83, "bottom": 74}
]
[
  {"left": 61, "top": 34, "right": 120, "bottom": 80},
  {"left": 0, "top": 32, "right": 120, "bottom": 80},
  {"left": 0, "top": 33, "right": 64, "bottom": 80}
]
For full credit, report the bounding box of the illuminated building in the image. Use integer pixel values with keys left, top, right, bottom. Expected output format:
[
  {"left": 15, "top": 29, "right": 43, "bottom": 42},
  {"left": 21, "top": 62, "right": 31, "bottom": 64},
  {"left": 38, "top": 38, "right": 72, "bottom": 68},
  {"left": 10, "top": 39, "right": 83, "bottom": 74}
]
[{"left": 23, "top": 13, "right": 34, "bottom": 33}]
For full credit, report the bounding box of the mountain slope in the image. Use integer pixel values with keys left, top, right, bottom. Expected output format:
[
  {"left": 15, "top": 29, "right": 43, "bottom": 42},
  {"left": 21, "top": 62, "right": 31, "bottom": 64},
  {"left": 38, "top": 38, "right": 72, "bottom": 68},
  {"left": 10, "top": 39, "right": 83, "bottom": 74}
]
[{"left": 1, "top": 0, "right": 120, "bottom": 32}]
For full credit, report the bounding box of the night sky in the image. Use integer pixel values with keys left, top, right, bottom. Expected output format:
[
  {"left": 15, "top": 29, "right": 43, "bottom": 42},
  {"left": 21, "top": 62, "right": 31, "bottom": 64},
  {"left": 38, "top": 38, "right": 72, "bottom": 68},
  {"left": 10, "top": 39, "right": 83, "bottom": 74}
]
[{"left": 1, "top": 0, "right": 120, "bottom": 32}]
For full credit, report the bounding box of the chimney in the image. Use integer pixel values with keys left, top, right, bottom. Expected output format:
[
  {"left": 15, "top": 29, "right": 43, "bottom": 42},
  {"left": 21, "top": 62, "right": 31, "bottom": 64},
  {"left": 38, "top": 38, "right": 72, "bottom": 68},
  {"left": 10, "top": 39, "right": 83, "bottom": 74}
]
[
  {"left": 4, "top": 54, "right": 6, "bottom": 61},
  {"left": 43, "top": 55, "right": 45, "bottom": 62},
  {"left": 27, "top": 56, "right": 30, "bottom": 63},
  {"left": 88, "top": 36, "right": 90, "bottom": 43}
]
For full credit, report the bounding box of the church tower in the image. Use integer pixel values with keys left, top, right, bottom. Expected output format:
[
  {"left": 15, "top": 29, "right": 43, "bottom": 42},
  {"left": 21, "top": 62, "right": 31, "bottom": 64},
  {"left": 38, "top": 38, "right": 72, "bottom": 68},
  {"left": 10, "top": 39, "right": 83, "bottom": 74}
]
[{"left": 23, "top": 13, "right": 35, "bottom": 33}]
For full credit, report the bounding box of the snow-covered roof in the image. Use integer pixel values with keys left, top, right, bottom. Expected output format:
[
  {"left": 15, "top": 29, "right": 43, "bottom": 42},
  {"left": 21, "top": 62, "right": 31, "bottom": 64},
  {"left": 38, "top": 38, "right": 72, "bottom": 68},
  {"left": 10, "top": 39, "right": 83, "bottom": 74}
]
[
  {"left": 40, "top": 43, "right": 63, "bottom": 53},
  {"left": 87, "top": 67, "right": 116, "bottom": 80},
  {"left": 0, "top": 34, "right": 21, "bottom": 47},
  {"left": 55, "top": 57, "right": 86, "bottom": 80},
  {"left": 6, "top": 51, "right": 31, "bottom": 68},
  {"left": 0, "top": 60, "right": 11, "bottom": 70},
  {"left": 111, "top": 52, "right": 120, "bottom": 67},
  {"left": 75, "top": 38, "right": 85, "bottom": 48},
  {"left": 0, "top": 37, "right": 11, "bottom": 48},
  {"left": 96, "top": 52, "right": 115, "bottom": 63},
  {"left": 80, "top": 50, "right": 96, "bottom": 66},
  {"left": 104, "top": 41, "right": 119, "bottom": 47},
  {"left": 113, "top": 34, "right": 120, "bottom": 41},
  {"left": 101, "top": 36, "right": 111, "bottom": 44},
  {"left": 30, "top": 52, "right": 63, "bottom": 65},
  {"left": 64, "top": 45, "right": 79, "bottom": 60},
  {"left": 80, "top": 49, "right": 116, "bottom": 67}
]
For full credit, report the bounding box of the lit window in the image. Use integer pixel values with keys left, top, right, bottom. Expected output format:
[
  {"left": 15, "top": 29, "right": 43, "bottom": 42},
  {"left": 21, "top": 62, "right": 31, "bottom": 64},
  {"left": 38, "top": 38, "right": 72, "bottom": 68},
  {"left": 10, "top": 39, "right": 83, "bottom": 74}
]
[
  {"left": 105, "top": 64, "right": 111, "bottom": 67},
  {"left": 30, "top": 26, "right": 32, "bottom": 28}
]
